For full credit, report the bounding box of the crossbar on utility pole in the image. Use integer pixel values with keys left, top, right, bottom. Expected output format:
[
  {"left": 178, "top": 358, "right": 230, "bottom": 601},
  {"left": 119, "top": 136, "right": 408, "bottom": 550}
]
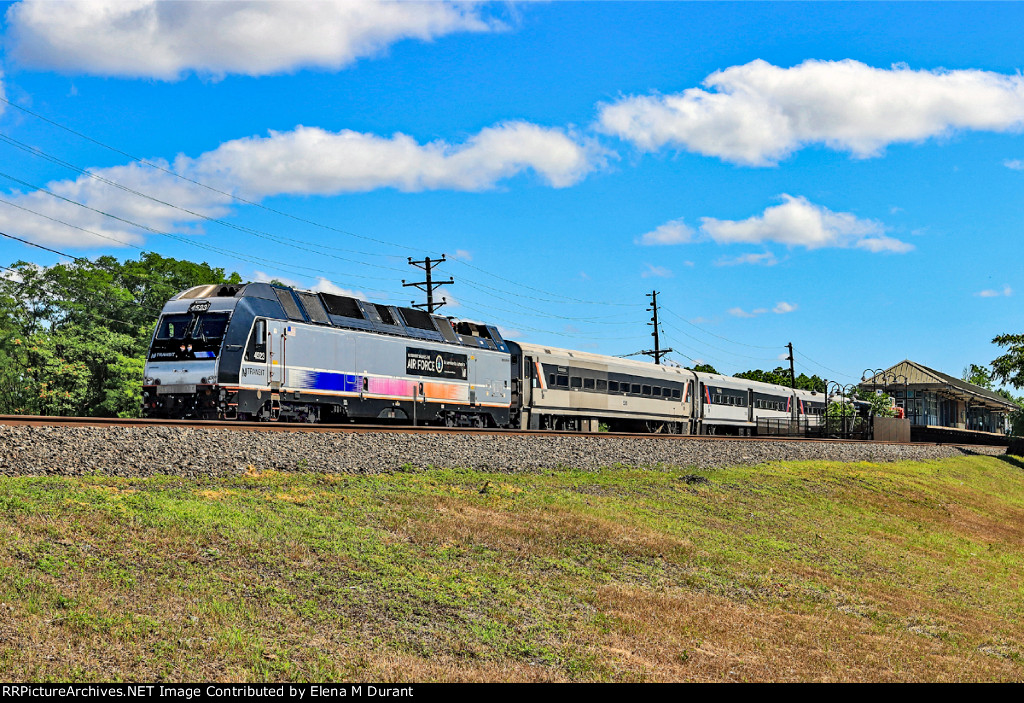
[
  {"left": 640, "top": 290, "right": 673, "bottom": 365},
  {"left": 402, "top": 255, "right": 454, "bottom": 314}
]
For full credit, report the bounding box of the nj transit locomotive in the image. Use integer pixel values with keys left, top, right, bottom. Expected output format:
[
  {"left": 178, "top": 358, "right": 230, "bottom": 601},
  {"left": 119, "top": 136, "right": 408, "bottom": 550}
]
[{"left": 142, "top": 283, "right": 826, "bottom": 434}]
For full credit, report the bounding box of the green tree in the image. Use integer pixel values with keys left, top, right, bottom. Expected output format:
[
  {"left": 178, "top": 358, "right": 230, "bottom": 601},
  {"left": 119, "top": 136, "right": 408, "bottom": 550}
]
[
  {"left": 734, "top": 366, "right": 825, "bottom": 392},
  {"left": 0, "top": 252, "right": 240, "bottom": 417},
  {"left": 963, "top": 363, "right": 996, "bottom": 390},
  {"left": 687, "top": 363, "right": 719, "bottom": 374},
  {"left": 991, "top": 334, "right": 1024, "bottom": 389}
]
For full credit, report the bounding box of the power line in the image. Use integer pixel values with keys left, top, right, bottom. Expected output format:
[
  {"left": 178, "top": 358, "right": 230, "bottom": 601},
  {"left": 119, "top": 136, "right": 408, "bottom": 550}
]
[
  {"left": 0, "top": 96, "right": 647, "bottom": 310},
  {"left": 0, "top": 169, "right": 401, "bottom": 296},
  {"left": 661, "top": 308, "right": 781, "bottom": 350},
  {"left": 0, "top": 113, "right": 648, "bottom": 316},
  {"left": 0, "top": 131, "right": 412, "bottom": 277},
  {"left": 0, "top": 96, "right": 421, "bottom": 255}
]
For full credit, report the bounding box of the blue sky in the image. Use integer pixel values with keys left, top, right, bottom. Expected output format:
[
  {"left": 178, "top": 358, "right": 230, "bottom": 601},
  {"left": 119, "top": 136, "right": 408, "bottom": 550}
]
[{"left": 0, "top": 1, "right": 1021, "bottom": 388}]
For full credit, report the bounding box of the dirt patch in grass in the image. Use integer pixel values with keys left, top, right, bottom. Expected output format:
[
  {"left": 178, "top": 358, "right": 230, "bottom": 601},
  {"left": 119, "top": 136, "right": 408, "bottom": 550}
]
[{"left": 0, "top": 457, "right": 1022, "bottom": 681}]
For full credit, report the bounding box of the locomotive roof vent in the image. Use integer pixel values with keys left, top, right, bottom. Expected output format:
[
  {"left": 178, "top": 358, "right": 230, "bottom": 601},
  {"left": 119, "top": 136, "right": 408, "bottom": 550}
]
[{"left": 178, "top": 283, "right": 244, "bottom": 299}]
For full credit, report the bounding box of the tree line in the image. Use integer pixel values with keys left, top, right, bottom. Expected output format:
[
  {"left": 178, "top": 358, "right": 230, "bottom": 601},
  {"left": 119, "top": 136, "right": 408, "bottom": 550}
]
[{"left": 0, "top": 253, "right": 239, "bottom": 417}]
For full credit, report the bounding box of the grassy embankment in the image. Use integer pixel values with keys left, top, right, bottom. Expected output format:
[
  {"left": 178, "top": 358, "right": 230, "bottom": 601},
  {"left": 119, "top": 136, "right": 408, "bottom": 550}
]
[{"left": 1, "top": 454, "right": 1023, "bottom": 682}]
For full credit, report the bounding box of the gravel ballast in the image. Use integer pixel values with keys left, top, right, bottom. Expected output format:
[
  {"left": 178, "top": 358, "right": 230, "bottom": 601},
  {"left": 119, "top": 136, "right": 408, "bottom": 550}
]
[{"left": 0, "top": 425, "right": 1008, "bottom": 477}]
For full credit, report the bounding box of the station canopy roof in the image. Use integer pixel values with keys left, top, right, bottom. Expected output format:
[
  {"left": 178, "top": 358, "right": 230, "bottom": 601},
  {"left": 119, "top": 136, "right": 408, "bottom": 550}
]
[{"left": 860, "top": 360, "right": 1019, "bottom": 411}]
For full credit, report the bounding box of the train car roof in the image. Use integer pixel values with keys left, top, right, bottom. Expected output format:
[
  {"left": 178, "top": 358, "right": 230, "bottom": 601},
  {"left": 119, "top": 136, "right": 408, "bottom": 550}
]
[
  {"left": 695, "top": 371, "right": 812, "bottom": 396},
  {"left": 515, "top": 341, "right": 694, "bottom": 377}
]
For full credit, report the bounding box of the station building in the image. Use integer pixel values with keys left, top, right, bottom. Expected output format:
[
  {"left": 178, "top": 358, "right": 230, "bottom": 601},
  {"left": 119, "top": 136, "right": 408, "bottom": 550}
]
[{"left": 860, "top": 360, "right": 1018, "bottom": 441}]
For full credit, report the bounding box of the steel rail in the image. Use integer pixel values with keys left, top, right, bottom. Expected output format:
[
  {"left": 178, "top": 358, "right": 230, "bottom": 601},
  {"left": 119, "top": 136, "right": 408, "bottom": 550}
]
[{"left": 0, "top": 414, "right": 1001, "bottom": 448}]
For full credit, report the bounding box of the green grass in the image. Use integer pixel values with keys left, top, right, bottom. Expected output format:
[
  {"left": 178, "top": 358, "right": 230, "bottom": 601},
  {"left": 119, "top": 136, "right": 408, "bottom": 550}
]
[{"left": 0, "top": 455, "right": 1023, "bottom": 681}]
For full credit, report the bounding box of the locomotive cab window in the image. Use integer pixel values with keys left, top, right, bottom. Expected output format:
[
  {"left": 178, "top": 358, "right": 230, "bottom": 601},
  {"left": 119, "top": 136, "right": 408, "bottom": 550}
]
[{"left": 156, "top": 314, "right": 192, "bottom": 339}]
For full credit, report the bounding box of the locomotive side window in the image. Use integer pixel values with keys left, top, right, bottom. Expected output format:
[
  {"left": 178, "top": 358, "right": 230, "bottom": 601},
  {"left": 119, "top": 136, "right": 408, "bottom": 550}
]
[
  {"left": 608, "top": 381, "right": 619, "bottom": 392},
  {"left": 556, "top": 375, "right": 569, "bottom": 388},
  {"left": 672, "top": 389, "right": 681, "bottom": 400},
  {"left": 642, "top": 385, "right": 652, "bottom": 396},
  {"left": 583, "top": 378, "right": 595, "bottom": 390},
  {"left": 596, "top": 379, "right": 607, "bottom": 391},
  {"left": 631, "top": 384, "right": 641, "bottom": 395},
  {"left": 245, "top": 319, "right": 268, "bottom": 362},
  {"left": 570, "top": 376, "right": 582, "bottom": 389},
  {"left": 549, "top": 374, "right": 556, "bottom": 387}
]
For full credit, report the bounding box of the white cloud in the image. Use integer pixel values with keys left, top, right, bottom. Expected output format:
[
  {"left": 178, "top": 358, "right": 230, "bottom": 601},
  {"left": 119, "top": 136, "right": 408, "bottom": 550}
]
[
  {"left": 452, "top": 249, "right": 473, "bottom": 261},
  {"left": 977, "top": 285, "right": 1012, "bottom": 298},
  {"left": 728, "top": 301, "right": 796, "bottom": 318},
  {"left": 252, "top": 270, "right": 367, "bottom": 300},
  {"left": 715, "top": 251, "right": 778, "bottom": 266},
  {"left": 0, "top": 121, "right": 596, "bottom": 247},
  {"left": 699, "top": 195, "right": 912, "bottom": 253},
  {"left": 728, "top": 307, "right": 757, "bottom": 318},
  {"left": 598, "top": 59, "right": 1024, "bottom": 166},
  {"left": 636, "top": 218, "right": 695, "bottom": 245},
  {"left": 1004, "top": 159, "right": 1024, "bottom": 171},
  {"left": 193, "top": 122, "right": 597, "bottom": 195},
  {"left": 641, "top": 263, "right": 672, "bottom": 278},
  {"left": 7, "top": 0, "right": 499, "bottom": 80}
]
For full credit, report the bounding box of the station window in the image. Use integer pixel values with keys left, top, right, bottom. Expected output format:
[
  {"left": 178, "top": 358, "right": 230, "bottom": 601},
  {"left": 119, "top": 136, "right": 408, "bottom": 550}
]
[
  {"left": 608, "top": 381, "right": 619, "bottom": 393},
  {"left": 583, "top": 378, "right": 595, "bottom": 390},
  {"left": 570, "top": 376, "right": 582, "bottom": 389},
  {"left": 596, "top": 379, "right": 607, "bottom": 391}
]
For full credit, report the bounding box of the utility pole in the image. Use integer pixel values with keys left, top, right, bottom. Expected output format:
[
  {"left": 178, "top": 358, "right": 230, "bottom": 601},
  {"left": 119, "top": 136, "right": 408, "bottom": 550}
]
[
  {"left": 402, "top": 255, "right": 454, "bottom": 314},
  {"left": 641, "top": 291, "right": 673, "bottom": 365},
  {"left": 786, "top": 342, "right": 795, "bottom": 389}
]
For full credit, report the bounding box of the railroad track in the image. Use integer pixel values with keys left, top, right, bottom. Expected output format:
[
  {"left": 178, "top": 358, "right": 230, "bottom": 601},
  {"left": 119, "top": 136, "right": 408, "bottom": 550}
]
[{"left": 0, "top": 414, "right": 988, "bottom": 447}]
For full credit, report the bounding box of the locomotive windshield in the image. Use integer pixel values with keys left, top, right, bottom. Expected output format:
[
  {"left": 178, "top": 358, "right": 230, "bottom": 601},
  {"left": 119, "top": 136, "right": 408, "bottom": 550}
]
[
  {"left": 156, "top": 314, "right": 193, "bottom": 339},
  {"left": 150, "top": 312, "right": 230, "bottom": 360}
]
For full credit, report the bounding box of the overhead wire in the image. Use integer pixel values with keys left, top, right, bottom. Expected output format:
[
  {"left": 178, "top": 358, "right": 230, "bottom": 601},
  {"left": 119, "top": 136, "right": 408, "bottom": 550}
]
[
  {"left": 0, "top": 170, "right": 403, "bottom": 297},
  {"left": 662, "top": 308, "right": 783, "bottom": 350},
  {"left": 0, "top": 96, "right": 646, "bottom": 309}
]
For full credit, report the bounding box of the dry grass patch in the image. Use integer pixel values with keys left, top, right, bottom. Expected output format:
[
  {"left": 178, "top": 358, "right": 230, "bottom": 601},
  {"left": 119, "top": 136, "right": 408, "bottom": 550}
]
[{"left": 1, "top": 456, "right": 1023, "bottom": 681}]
